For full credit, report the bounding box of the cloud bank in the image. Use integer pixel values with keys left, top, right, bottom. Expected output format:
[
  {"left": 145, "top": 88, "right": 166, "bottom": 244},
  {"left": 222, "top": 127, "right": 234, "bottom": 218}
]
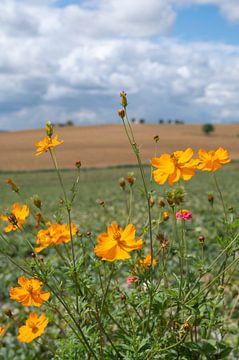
[{"left": 0, "top": 0, "right": 239, "bottom": 130}]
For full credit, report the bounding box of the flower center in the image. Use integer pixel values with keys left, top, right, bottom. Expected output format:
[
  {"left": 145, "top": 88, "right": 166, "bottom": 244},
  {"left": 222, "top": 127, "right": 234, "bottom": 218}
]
[
  {"left": 26, "top": 284, "right": 33, "bottom": 293},
  {"left": 29, "top": 322, "right": 39, "bottom": 334},
  {"left": 113, "top": 231, "right": 121, "bottom": 241}
]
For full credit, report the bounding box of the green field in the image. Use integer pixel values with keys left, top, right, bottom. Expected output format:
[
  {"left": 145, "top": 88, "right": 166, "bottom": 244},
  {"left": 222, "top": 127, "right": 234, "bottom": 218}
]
[{"left": 0, "top": 164, "right": 238, "bottom": 359}]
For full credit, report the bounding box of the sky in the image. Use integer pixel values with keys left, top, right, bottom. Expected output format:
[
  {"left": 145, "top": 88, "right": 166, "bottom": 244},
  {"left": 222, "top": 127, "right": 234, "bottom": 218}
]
[{"left": 1, "top": 0, "right": 239, "bottom": 130}]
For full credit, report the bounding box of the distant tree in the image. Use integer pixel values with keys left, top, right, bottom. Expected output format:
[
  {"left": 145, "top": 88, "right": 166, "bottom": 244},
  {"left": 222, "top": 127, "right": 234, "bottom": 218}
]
[
  {"left": 202, "top": 123, "right": 215, "bottom": 135},
  {"left": 131, "top": 117, "right": 136, "bottom": 123},
  {"left": 66, "top": 120, "right": 74, "bottom": 126},
  {"left": 139, "top": 118, "right": 145, "bottom": 124},
  {"left": 158, "top": 119, "right": 164, "bottom": 124},
  {"left": 167, "top": 119, "right": 172, "bottom": 124}
]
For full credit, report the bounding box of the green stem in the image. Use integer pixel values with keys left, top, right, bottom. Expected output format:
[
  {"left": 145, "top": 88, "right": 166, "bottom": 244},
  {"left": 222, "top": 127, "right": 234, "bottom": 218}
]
[{"left": 213, "top": 172, "right": 227, "bottom": 220}]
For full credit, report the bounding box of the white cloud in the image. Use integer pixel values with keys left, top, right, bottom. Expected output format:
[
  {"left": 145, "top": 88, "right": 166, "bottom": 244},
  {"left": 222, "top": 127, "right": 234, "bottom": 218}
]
[{"left": 0, "top": 0, "right": 239, "bottom": 130}]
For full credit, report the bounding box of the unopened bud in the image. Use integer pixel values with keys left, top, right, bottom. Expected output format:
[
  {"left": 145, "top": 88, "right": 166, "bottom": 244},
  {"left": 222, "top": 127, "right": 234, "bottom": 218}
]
[
  {"left": 118, "top": 109, "right": 125, "bottom": 119},
  {"left": 120, "top": 91, "right": 128, "bottom": 108},
  {"left": 198, "top": 235, "right": 205, "bottom": 244},
  {"left": 6, "top": 178, "right": 19, "bottom": 193},
  {"left": 149, "top": 197, "right": 155, "bottom": 207},
  {"left": 153, "top": 135, "right": 159, "bottom": 143},
  {"left": 120, "top": 293, "right": 126, "bottom": 301},
  {"left": 32, "top": 195, "right": 42, "bottom": 209},
  {"left": 75, "top": 161, "right": 82, "bottom": 169},
  {"left": 162, "top": 211, "right": 170, "bottom": 221},
  {"left": 31, "top": 253, "right": 36, "bottom": 258},
  {"left": 183, "top": 322, "right": 190, "bottom": 331},
  {"left": 86, "top": 231, "right": 91, "bottom": 237},
  {"left": 208, "top": 193, "right": 214, "bottom": 204},
  {"left": 45, "top": 121, "right": 53, "bottom": 138},
  {"left": 98, "top": 200, "right": 105, "bottom": 206}
]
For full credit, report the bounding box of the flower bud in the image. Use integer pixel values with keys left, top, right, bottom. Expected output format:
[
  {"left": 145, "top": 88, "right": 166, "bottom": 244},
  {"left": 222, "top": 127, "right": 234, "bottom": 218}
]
[
  {"left": 118, "top": 109, "right": 125, "bottom": 119},
  {"left": 153, "top": 135, "right": 159, "bottom": 143},
  {"left": 120, "top": 91, "right": 128, "bottom": 108},
  {"left": 31, "top": 253, "right": 36, "bottom": 258},
  {"left": 45, "top": 120, "right": 53, "bottom": 138},
  {"left": 183, "top": 322, "right": 190, "bottom": 331},
  {"left": 75, "top": 161, "right": 82, "bottom": 169},
  {"left": 162, "top": 211, "right": 170, "bottom": 221},
  {"left": 32, "top": 195, "right": 42, "bottom": 209},
  {"left": 198, "top": 235, "right": 205, "bottom": 244},
  {"left": 208, "top": 193, "right": 214, "bottom": 204},
  {"left": 6, "top": 178, "right": 19, "bottom": 193},
  {"left": 86, "top": 231, "right": 91, "bottom": 237},
  {"left": 4, "top": 309, "right": 13, "bottom": 318},
  {"left": 120, "top": 293, "right": 127, "bottom": 301},
  {"left": 149, "top": 196, "right": 155, "bottom": 207}
]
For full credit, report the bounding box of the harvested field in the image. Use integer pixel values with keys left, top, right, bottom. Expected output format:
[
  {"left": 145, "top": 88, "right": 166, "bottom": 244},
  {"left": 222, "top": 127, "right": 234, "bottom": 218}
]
[{"left": 1, "top": 124, "right": 239, "bottom": 171}]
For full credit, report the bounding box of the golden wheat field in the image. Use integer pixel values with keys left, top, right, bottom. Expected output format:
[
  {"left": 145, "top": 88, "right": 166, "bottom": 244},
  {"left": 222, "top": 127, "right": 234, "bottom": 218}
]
[{"left": 1, "top": 124, "right": 238, "bottom": 171}]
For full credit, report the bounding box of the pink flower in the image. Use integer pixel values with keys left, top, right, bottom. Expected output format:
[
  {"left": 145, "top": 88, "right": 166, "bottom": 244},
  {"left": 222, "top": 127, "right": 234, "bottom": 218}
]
[
  {"left": 126, "top": 276, "right": 138, "bottom": 285},
  {"left": 176, "top": 209, "right": 192, "bottom": 221}
]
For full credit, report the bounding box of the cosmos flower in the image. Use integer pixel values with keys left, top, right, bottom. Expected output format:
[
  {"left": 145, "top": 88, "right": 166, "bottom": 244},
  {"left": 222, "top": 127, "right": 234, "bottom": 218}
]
[
  {"left": 126, "top": 276, "right": 138, "bottom": 285},
  {"left": 0, "top": 203, "right": 29, "bottom": 232},
  {"left": 35, "top": 223, "right": 77, "bottom": 252},
  {"left": 197, "top": 147, "right": 230, "bottom": 172},
  {"left": 95, "top": 224, "right": 143, "bottom": 261},
  {"left": 35, "top": 135, "right": 63, "bottom": 156},
  {"left": 151, "top": 148, "right": 198, "bottom": 186},
  {"left": 138, "top": 254, "right": 157, "bottom": 268},
  {"left": 176, "top": 209, "right": 192, "bottom": 220},
  {"left": 10, "top": 276, "right": 50, "bottom": 307},
  {"left": 0, "top": 327, "right": 5, "bottom": 337},
  {"left": 18, "top": 313, "right": 48, "bottom": 343}
]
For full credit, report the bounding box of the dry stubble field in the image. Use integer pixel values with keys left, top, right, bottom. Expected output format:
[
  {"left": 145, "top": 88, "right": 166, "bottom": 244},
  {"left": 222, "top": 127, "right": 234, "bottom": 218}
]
[{"left": 1, "top": 123, "right": 238, "bottom": 171}]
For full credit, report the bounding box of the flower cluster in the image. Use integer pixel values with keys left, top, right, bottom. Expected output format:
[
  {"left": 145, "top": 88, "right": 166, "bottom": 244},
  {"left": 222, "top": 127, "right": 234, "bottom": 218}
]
[
  {"left": 35, "top": 223, "right": 77, "bottom": 252},
  {"left": 151, "top": 147, "right": 230, "bottom": 186}
]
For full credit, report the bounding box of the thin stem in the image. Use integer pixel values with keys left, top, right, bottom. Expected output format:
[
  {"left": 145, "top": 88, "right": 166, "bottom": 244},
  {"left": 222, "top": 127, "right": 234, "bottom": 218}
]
[{"left": 213, "top": 172, "right": 227, "bottom": 220}]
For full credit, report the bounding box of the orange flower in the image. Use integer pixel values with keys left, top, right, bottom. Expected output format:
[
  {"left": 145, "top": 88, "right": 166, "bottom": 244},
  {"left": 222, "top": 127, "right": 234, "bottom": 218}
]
[
  {"left": 0, "top": 203, "right": 29, "bottom": 232},
  {"left": 18, "top": 312, "right": 48, "bottom": 343},
  {"left": 35, "top": 223, "right": 77, "bottom": 252},
  {"left": 95, "top": 224, "right": 143, "bottom": 261},
  {"left": 0, "top": 327, "right": 5, "bottom": 337},
  {"left": 35, "top": 135, "right": 63, "bottom": 156},
  {"left": 197, "top": 147, "right": 231, "bottom": 172},
  {"left": 151, "top": 148, "right": 198, "bottom": 186},
  {"left": 10, "top": 277, "right": 50, "bottom": 307},
  {"left": 138, "top": 254, "right": 157, "bottom": 268}
]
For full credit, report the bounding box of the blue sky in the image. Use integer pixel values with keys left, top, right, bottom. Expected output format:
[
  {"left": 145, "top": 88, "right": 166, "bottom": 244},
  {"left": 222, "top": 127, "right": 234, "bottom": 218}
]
[{"left": 1, "top": 0, "right": 239, "bottom": 130}]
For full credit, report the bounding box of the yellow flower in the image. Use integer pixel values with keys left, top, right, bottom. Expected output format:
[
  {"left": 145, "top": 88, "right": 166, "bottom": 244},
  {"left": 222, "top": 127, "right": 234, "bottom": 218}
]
[
  {"left": 197, "top": 147, "right": 231, "bottom": 172},
  {"left": 10, "top": 276, "right": 50, "bottom": 307},
  {"left": 0, "top": 327, "right": 5, "bottom": 337},
  {"left": 35, "top": 135, "right": 63, "bottom": 156},
  {"left": 138, "top": 254, "right": 157, "bottom": 268},
  {"left": 18, "top": 312, "right": 48, "bottom": 343},
  {"left": 0, "top": 203, "right": 29, "bottom": 232},
  {"left": 151, "top": 148, "right": 198, "bottom": 186},
  {"left": 95, "top": 224, "right": 143, "bottom": 261},
  {"left": 35, "top": 223, "right": 77, "bottom": 252}
]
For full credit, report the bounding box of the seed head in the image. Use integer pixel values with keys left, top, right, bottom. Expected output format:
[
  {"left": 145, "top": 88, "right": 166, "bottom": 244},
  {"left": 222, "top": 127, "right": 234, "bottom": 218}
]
[
  {"left": 32, "top": 195, "right": 42, "bottom": 209},
  {"left": 120, "top": 293, "right": 127, "bottom": 301},
  {"left": 158, "top": 198, "right": 165, "bottom": 208},
  {"left": 149, "top": 196, "right": 155, "bottom": 207},
  {"left": 119, "top": 177, "right": 126, "bottom": 190}
]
